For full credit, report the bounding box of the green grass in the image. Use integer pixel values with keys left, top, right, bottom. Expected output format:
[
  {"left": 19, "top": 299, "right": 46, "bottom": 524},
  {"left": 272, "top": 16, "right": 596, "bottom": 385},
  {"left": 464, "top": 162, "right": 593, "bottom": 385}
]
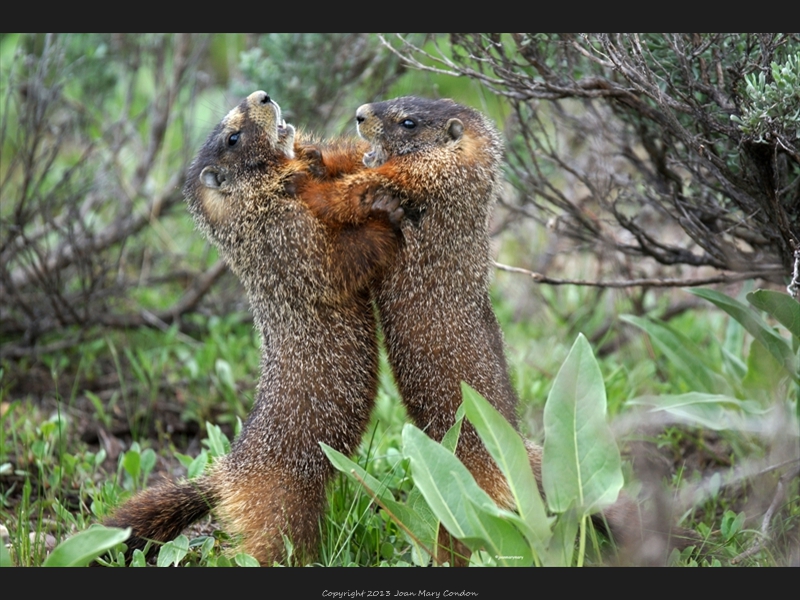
[{"left": 1, "top": 285, "right": 798, "bottom": 567}]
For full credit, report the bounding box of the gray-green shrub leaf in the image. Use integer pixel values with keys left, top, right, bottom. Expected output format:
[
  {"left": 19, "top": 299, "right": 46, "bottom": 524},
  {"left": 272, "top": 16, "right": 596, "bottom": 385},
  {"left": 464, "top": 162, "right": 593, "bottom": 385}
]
[
  {"left": 461, "top": 493, "right": 532, "bottom": 566},
  {"left": 234, "top": 552, "right": 260, "bottom": 566},
  {"left": 321, "top": 443, "right": 435, "bottom": 558},
  {"left": 157, "top": 534, "right": 189, "bottom": 567}
]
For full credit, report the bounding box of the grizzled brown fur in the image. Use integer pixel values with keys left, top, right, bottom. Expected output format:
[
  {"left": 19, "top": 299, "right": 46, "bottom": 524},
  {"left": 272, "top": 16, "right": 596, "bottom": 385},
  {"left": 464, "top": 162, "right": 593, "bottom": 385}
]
[
  {"left": 352, "top": 97, "right": 527, "bottom": 563},
  {"left": 104, "top": 91, "right": 401, "bottom": 565}
]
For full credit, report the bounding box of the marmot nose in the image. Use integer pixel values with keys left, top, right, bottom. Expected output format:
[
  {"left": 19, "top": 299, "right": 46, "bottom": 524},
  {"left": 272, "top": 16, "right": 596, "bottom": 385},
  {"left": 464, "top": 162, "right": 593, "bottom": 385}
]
[
  {"left": 255, "top": 91, "right": 271, "bottom": 105},
  {"left": 355, "top": 104, "right": 369, "bottom": 124}
]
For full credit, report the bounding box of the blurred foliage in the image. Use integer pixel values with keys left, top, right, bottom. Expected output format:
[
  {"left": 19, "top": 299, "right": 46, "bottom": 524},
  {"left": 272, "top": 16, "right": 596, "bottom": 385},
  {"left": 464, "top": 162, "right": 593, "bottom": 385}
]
[{"left": 236, "top": 33, "right": 418, "bottom": 134}]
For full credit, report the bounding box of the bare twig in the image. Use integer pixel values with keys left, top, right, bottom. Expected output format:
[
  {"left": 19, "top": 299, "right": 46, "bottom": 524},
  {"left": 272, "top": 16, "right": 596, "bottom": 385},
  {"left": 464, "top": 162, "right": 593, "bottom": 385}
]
[{"left": 493, "top": 261, "right": 783, "bottom": 289}]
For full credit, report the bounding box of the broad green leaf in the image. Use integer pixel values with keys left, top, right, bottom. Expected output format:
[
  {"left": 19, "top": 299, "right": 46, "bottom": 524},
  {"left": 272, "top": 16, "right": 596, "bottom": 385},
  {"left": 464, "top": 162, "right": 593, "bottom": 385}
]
[
  {"left": 42, "top": 525, "right": 131, "bottom": 567},
  {"left": 131, "top": 549, "right": 147, "bottom": 567},
  {"left": 629, "top": 392, "right": 770, "bottom": 431},
  {"left": 722, "top": 316, "right": 747, "bottom": 380},
  {"left": 53, "top": 499, "right": 79, "bottom": 529},
  {"left": 689, "top": 288, "right": 797, "bottom": 381},
  {"left": 542, "top": 334, "right": 623, "bottom": 515},
  {"left": 204, "top": 422, "right": 231, "bottom": 458},
  {"left": 461, "top": 494, "right": 532, "bottom": 566},
  {"left": 122, "top": 449, "right": 141, "bottom": 481},
  {"left": 621, "top": 314, "right": 729, "bottom": 394},
  {"left": 157, "top": 534, "right": 190, "bottom": 567},
  {"left": 461, "top": 383, "right": 551, "bottom": 555},
  {"left": 322, "top": 443, "right": 401, "bottom": 506},
  {"left": 440, "top": 404, "right": 465, "bottom": 454},
  {"left": 747, "top": 289, "right": 800, "bottom": 340},
  {"left": 215, "top": 359, "right": 236, "bottom": 391},
  {"left": 234, "top": 552, "right": 260, "bottom": 567},
  {"left": 187, "top": 449, "right": 210, "bottom": 479},
  {"left": 174, "top": 452, "right": 195, "bottom": 470},
  {"left": 720, "top": 510, "right": 746, "bottom": 542},
  {"left": 406, "top": 487, "right": 439, "bottom": 565},
  {"left": 402, "top": 424, "right": 503, "bottom": 543}
]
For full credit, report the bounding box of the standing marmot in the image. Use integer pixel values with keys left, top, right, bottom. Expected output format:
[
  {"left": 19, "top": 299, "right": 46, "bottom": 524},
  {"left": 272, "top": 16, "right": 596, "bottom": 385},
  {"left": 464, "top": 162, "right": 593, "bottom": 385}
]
[
  {"left": 104, "top": 91, "right": 402, "bottom": 565},
  {"left": 356, "top": 97, "right": 528, "bottom": 563}
]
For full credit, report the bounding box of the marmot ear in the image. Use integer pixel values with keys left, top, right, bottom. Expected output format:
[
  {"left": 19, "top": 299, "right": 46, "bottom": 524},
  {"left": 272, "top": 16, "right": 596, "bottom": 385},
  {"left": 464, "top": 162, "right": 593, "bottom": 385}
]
[
  {"left": 446, "top": 118, "right": 464, "bottom": 142},
  {"left": 200, "top": 166, "right": 226, "bottom": 190}
]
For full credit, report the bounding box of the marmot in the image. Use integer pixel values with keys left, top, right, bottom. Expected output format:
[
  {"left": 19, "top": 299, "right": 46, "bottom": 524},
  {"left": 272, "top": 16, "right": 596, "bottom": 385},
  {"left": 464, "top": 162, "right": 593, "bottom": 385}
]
[
  {"left": 354, "top": 97, "right": 528, "bottom": 563},
  {"left": 104, "top": 91, "right": 402, "bottom": 565}
]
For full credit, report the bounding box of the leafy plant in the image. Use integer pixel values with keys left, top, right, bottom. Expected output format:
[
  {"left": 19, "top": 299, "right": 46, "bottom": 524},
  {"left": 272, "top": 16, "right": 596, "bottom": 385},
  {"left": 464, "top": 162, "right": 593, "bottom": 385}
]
[
  {"left": 325, "top": 333, "right": 623, "bottom": 566},
  {"left": 627, "top": 289, "right": 799, "bottom": 427},
  {"left": 624, "top": 288, "right": 799, "bottom": 563}
]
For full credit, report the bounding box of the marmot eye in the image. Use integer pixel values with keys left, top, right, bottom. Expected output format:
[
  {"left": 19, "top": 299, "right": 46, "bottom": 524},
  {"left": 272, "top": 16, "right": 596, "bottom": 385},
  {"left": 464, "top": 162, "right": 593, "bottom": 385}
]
[
  {"left": 227, "top": 132, "right": 240, "bottom": 146},
  {"left": 400, "top": 119, "right": 416, "bottom": 129}
]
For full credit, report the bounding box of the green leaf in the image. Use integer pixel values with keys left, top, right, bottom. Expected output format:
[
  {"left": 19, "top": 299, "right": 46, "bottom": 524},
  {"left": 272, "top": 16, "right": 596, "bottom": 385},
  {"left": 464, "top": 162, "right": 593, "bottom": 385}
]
[
  {"left": 130, "top": 549, "right": 147, "bottom": 567},
  {"left": 157, "top": 534, "right": 190, "bottom": 567},
  {"left": 720, "top": 510, "right": 745, "bottom": 542},
  {"left": 42, "top": 525, "right": 131, "bottom": 567},
  {"left": 461, "top": 493, "right": 532, "bottom": 566},
  {"left": 405, "top": 487, "right": 439, "bottom": 565},
  {"left": 629, "top": 392, "right": 770, "bottom": 431},
  {"left": 204, "top": 422, "right": 231, "bottom": 458},
  {"left": 621, "top": 314, "right": 728, "bottom": 393},
  {"left": 743, "top": 337, "right": 789, "bottom": 404},
  {"left": 122, "top": 449, "right": 140, "bottom": 481},
  {"left": 440, "top": 404, "right": 465, "bottom": 454},
  {"left": 721, "top": 316, "right": 747, "bottom": 380},
  {"left": 401, "top": 424, "right": 505, "bottom": 542},
  {"left": 747, "top": 290, "right": 800, "bottom": 340},
  {"left": 140, "top": 448, "right": 157, "bottom": 480},
  {"left": 322, "top": 443, "right": 400, "bottom": 506},
  {"left": 460, "top": 383, "right": 551, "bottom": 556},
  {"left": 234, "top": 552, "right": 260, "bottom": 567},
  {"left": 215, "top": 359, "right": 236, "bottom": 391},
  {"left": 689, "top": 288, "right": 797, "bottom": 381},
  {"left": 187, "top": 450, "right": 210, "bottom": 479},
  {"left": 0, "top": 539, "right": 13, "bottom": 567},
  {"left": 545, "top": 504, "right": 579, "bottom": 567},
  {"left": 542, "top": 334, "right": 623, "bottom": 515}
]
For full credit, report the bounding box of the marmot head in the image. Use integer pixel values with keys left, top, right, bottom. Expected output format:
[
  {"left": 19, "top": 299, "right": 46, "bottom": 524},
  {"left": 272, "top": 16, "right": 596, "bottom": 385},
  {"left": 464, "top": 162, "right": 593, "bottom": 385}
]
[
  {"left": 184, "top": 91, "right": 295, "bottom": 232},
  {"left": 355, "top": 96, "right": 479, "bottom": 168}
]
